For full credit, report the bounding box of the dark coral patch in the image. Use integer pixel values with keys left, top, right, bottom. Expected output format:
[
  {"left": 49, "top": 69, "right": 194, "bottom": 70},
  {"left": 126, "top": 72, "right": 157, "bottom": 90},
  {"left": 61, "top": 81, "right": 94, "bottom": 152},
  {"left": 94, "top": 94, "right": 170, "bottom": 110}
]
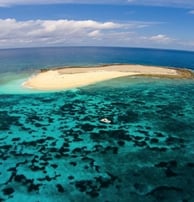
[
  {"left": 2, "top": 187, "right": 14, "bottom": 195},
  {"left": 56, "top": 184, "right": 65, "bottom": 193}
]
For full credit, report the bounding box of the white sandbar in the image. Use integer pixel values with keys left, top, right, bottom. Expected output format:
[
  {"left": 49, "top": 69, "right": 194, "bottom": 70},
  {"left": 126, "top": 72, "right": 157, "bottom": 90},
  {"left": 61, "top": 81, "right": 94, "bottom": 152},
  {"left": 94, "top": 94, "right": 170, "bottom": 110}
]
[{"left": 23, "top": 64, "right": 191, "bottom": 91}]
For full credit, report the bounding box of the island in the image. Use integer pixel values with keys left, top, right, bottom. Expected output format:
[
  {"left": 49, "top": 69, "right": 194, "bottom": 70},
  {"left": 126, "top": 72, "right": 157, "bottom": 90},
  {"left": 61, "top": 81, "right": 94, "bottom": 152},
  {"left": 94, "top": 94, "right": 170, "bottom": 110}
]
[{"left": 23, "top": 64, "right": 194, "bottom": 91}]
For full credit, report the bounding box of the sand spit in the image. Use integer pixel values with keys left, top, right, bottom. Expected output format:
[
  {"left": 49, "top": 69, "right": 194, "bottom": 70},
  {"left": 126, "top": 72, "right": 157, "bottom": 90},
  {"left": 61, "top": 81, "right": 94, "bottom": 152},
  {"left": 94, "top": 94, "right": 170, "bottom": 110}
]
[{"left": 23, "top": 65, "right": 194, "bottom": 91}]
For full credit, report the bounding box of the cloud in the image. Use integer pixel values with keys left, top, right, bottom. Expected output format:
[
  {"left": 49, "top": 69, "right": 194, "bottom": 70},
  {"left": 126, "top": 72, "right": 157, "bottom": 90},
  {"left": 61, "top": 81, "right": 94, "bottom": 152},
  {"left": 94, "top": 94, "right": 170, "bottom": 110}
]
[
  {"left": 0, "top": 0, "right": 194, "bottom": 8},
  {"left": 0, "top": 18, "right": 124, "bottom": 47},
  {"left": 128, "top": 0, "right": 194, "bottom": 8},
  {"left": 188, "top": 10, "right": 194, "bottom": 14},
  {"left": 0, "top": 0, "right": 65, "bottom": 7},
  {"left": 0, "top": 0, "right": 121, "bottom": 7},
  {"left": 138, "top": 34, "right": 174, "bottom": 46},
  {"left": 0, "top": 18, "right": 158, "bottom": 48},
  {"left": 177, "top": 40, "right": 194, "bottom": 49},
  {"left": 88, "top": 30, "right": 101, "bottom": 38},
  {"left": 149, "top": 34, "right": 174, "bottom": 43},
  {"left": 0, "top": 18, "right": 191, "bottom": 50}
]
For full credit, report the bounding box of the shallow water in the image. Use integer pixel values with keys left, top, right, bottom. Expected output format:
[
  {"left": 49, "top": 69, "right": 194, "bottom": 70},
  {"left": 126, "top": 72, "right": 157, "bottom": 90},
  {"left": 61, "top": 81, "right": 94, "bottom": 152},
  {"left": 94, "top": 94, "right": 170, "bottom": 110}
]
[{"left": 0, "top": 77, "right": 194, "bottom": 202}]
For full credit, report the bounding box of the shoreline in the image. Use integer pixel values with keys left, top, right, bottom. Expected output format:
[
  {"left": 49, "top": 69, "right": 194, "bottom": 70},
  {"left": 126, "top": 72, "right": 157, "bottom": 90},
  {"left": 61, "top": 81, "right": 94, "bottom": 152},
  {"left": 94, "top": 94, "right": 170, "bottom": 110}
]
[{"left": 23, "top": 64, "right": 194, "bottom": 91}]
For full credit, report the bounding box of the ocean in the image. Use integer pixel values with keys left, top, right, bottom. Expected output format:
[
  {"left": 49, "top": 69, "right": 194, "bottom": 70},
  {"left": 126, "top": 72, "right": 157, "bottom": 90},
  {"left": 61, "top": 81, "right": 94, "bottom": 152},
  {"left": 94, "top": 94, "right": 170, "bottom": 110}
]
[{"left": 0, "top": 47, "right": 194, "bottom": 202}]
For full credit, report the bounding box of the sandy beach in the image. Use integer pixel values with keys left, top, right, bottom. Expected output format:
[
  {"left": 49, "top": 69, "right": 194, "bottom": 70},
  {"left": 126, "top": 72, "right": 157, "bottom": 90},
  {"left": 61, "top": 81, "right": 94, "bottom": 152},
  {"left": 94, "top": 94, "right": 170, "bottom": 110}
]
[{"left": 23, "top": 64, "right": 194, "bottom": 90}]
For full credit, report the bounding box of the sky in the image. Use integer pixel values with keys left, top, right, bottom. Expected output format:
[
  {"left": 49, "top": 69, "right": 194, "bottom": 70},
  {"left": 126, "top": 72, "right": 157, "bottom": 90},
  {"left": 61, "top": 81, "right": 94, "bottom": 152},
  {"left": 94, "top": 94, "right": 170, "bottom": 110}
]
[{"left": 0, "top": 0, "right": 194, "bottom": 50}]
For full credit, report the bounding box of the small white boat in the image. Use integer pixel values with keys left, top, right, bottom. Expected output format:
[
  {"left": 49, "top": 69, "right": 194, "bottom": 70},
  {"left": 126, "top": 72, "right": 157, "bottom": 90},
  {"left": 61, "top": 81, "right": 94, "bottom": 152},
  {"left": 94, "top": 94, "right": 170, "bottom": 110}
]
[{"left": 100, "top": 118, "right": 111, "bottom": 124}]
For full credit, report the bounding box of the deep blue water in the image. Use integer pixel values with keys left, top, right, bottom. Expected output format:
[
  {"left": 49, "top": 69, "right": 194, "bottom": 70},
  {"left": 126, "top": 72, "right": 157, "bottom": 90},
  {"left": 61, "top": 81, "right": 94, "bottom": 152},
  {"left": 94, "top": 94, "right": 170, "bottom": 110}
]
[
  {"left": 0, "top": 47, "right": 194, "bottom": 74},
  {"left": 0, "top": 47, "right": 194, "bottom": 202}
]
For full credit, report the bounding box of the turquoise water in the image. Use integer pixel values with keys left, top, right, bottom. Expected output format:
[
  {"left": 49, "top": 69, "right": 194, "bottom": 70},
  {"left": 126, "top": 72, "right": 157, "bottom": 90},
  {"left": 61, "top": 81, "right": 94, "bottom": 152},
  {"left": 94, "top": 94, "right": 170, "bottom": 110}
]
[{"left": 0, "top": 47, "right": 194, "bottom": 201}]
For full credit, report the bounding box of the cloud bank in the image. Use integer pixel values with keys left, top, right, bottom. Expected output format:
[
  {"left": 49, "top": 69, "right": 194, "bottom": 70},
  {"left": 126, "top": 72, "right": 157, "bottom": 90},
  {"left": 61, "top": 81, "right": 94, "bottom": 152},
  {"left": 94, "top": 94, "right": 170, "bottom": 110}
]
[
  {"left": 0, "top": 18, "right": 179, "bottom": 49},
  {"left": 0, "top": 19, "right": 156, "bottom": 48},
  {"left": 0, "top": 0, "right": 194, "bottom": 8},
  {"left": 0, "top": 18, "right": 121, "bottom": 47}
]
